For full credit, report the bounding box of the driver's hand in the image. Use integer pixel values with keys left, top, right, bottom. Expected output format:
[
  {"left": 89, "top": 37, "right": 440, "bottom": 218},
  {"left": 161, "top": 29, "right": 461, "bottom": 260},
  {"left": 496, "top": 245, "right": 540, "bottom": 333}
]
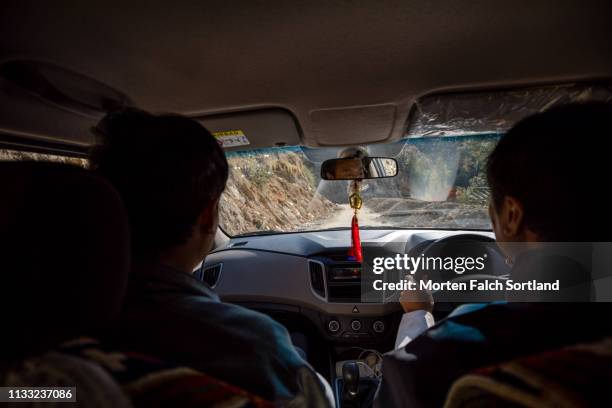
[{"left": 399, "top": 275, "right": 434, "bottom": 313}]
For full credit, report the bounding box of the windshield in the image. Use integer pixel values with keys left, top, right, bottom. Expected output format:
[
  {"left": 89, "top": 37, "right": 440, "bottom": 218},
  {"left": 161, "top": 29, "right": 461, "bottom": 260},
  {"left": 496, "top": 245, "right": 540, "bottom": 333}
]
[{"left": 219, "top": 134, "right": 499, "bottom": 236}]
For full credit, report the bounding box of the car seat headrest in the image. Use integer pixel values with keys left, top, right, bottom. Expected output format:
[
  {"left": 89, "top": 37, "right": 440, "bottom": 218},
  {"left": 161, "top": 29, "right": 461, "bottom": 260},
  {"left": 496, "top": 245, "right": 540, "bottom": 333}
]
[{"left": 0, "top": 161, "right": 130, "bottom": 357}]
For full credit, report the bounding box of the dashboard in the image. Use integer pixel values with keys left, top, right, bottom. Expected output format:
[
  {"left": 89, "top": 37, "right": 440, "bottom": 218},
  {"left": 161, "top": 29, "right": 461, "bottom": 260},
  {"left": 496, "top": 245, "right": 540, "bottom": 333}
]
[{"left": 201, "top": 229, "right": 497, "bottom": 348}]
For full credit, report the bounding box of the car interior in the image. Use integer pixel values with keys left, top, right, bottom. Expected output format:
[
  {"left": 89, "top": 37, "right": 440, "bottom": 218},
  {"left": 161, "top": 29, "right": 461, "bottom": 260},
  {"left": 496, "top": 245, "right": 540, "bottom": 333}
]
[{"left": 1, "top": 1, "right": 611, "bottom": 407}]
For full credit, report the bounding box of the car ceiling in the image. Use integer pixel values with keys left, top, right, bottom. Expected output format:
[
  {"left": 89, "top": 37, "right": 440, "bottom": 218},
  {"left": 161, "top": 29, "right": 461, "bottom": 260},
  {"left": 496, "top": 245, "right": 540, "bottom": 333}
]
[{"left": 0, "top": 0, "right": 611, "bottom": 149}]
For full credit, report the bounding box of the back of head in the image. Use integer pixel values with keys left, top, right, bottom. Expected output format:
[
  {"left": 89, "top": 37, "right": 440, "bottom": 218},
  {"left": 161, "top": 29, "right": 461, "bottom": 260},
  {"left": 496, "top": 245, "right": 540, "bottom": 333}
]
[
  {"left": 91, "top": 108, "right": 229, "bottom": 259},
  {"left": 486, "top": 102, "right": 611, "bottom": 242}
]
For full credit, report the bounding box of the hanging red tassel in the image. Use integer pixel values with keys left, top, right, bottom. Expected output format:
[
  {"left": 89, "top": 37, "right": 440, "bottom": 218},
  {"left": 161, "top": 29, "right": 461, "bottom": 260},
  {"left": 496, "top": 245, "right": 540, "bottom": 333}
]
[{"left": 348, "top": 214, "right": 363, "bottom": 262}]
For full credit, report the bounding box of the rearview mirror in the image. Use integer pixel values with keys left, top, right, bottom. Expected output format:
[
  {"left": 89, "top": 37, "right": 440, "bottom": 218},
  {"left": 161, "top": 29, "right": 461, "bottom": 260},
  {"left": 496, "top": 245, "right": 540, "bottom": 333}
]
[{"left": 320, "top": 157, "right": 398, "bottom": 180}]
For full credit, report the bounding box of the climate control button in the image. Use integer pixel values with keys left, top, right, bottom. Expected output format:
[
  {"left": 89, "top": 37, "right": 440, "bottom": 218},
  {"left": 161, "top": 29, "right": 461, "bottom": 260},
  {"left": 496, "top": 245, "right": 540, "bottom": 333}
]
[
  {"left": 373, "top": 320, "right": 385, "bottom": 333},
  {"left": 350, "top": 319, "right": 362, "bottom": 332},
  {"left": 328, "top": 319, "right": 341, "bottom": 333}
]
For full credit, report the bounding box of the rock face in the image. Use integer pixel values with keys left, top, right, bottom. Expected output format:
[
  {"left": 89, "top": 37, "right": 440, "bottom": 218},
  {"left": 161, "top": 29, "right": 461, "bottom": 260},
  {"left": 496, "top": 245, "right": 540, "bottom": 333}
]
[
  {"left": 0, "top": 149, "right": 88, "bottom": 168},
  {"left": 219, "top": 150, "right": 337, "bottom": 236}
]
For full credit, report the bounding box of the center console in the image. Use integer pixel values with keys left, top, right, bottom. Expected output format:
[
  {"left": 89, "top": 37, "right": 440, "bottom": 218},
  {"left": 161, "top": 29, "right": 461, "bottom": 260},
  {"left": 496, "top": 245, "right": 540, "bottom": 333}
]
[
  {"left": 308, "top": 251, "right": 402, "bottom": 346},
  {"left": 308, "top": 250, "right": 398, "bottom": 407}
]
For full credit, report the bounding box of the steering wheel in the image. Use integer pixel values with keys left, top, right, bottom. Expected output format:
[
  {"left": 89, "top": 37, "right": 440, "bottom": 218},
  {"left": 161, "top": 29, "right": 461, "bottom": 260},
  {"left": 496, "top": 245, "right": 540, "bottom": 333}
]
[{"left": 410, "top": 234, "right": 510, "bottom": 312}]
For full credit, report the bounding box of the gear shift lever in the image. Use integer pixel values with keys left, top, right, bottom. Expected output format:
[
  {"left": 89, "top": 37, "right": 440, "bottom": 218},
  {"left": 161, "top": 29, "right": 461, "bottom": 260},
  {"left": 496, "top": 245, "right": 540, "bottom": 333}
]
[{"left": 342, "top": 361, "right": 360, "bottom": 399}]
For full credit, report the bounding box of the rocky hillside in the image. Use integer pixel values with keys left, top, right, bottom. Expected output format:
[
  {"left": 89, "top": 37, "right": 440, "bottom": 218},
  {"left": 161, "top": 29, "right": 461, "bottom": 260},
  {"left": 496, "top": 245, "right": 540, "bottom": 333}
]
[
  {"left": 219, "top": 149, "right": 337, "bottom": 236},
  {"left": 0, "top": 149, "right": 88, "bottom": 167}
]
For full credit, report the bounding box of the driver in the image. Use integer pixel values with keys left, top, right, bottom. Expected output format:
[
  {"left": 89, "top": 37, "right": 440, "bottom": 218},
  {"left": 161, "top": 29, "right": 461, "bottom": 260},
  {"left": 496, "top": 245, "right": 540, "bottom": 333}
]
[
  {"left": 332, "top": 157, "right": 366, "bottom": 180},
  {"left": 335, "top": 146, "right": 369, "bottom": 180},
  {"left": 376, "top": 102, "right": 612, "bottom": 407}
]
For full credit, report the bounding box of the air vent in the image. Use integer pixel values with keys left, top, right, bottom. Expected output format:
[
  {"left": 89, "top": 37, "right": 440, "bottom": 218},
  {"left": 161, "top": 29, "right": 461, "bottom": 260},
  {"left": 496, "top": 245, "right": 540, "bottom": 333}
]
[
  {"left": 201, "top": 263, "right": 222, "bottom": 288},
  {"left": 229, "top": 241, "right": 248, "bottom": 247},
  {"left": 309, "top": 260, "right": 326, "bottom": 299}
]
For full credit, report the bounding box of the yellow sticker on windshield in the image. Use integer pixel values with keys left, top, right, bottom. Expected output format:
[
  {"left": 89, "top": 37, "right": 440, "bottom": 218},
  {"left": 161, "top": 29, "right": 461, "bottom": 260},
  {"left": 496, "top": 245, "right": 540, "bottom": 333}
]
[{"left": 213, "top": 130, "right": 250, "bottom": 148}]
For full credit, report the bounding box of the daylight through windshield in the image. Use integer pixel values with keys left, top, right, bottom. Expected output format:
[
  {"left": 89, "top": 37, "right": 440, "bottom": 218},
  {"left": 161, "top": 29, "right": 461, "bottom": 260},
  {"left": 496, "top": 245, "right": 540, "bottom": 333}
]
[{"left": 219, "top": 134, "right": 499, "bottom": 236}]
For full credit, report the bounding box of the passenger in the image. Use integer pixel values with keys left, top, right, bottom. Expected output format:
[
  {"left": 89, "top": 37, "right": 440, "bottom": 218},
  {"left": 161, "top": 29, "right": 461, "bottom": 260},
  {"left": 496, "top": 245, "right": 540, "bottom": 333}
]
[
  {"left": 91, "top": 109, "right": 333, "bottom": 407},
  {"left": 376, "top": 102, "right": 612, "bottom": 407}
]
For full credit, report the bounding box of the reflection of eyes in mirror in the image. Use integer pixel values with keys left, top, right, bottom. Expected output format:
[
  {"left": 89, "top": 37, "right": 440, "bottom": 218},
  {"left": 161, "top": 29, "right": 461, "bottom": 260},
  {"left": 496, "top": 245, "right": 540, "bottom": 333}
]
[
  {"left": 334, "top": 158, "right": 365, "bottom": 179},
  {"left": 321, "top": 157, "right": 398, "bottom": 180}
]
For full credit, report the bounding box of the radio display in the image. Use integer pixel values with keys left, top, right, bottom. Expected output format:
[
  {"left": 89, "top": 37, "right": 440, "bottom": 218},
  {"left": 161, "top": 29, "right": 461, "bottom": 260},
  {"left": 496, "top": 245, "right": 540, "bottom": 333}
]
[{"left": 330, "top": 266, "right": 361, "bottom": 281}]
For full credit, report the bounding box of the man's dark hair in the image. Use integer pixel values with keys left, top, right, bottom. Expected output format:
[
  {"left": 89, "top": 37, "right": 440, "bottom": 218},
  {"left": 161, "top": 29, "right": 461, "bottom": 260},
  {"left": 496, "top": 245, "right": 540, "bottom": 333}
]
[
  {"left": 486, "top": 102, "right": 610, "bottom": 241},
  {"left": 91, "top": 108, "right": 228, "bottom": 258}
]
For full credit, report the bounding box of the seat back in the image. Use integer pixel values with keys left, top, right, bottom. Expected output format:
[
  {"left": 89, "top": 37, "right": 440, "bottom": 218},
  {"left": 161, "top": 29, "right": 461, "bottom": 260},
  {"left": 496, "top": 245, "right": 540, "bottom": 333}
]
[{"left": 0, "top": 161, "right": 130, "bottom": 358}]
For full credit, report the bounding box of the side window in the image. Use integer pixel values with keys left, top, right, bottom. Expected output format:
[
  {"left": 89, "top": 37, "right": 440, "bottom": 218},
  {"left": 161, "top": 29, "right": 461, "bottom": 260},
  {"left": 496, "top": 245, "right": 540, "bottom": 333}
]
[{"left": 0, "top": 148, "right": 89, "bottom": 168}]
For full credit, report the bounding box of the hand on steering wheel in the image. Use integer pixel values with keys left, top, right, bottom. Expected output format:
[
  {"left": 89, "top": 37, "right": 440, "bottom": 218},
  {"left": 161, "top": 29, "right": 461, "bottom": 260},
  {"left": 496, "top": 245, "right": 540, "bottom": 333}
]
[
  {"left": 408, "top": 234, "right": 509, "bottom": 311},
  {"left": 399, "top": 274, "right": 434, "bottom": 313}
]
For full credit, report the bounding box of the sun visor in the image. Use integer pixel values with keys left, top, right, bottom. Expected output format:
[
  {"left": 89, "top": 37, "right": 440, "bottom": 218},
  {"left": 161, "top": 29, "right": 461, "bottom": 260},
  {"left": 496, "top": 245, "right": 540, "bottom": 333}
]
[
  {"left": 407, "top": 83, "right": 612, "bottom": 137},
  {"left": 0, "top": 77, "right": 96, "bottom": 149},
  {"left": 197, "top": 108, "right": 302, "bottom": 152},
  {"left": 0, "top": 59, "right": 130, "bottom": 149},
  {"left": 310, "top": 104, "right": 398, "bottom": 146}
]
